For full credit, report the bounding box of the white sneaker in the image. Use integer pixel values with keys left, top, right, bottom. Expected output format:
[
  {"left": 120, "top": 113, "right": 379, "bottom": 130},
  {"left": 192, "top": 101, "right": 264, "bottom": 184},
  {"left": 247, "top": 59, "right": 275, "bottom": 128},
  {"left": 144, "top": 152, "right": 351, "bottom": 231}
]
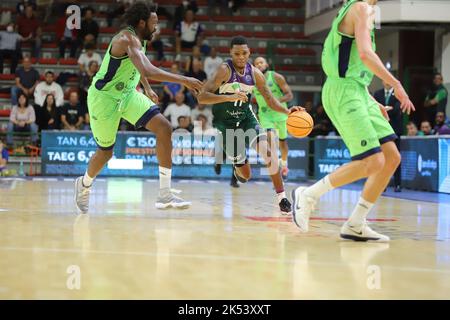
[
  {"left": 340, "top": 221, "right": 390, "bottom": 242},
  {"left": 74, "top": 176, "right": 91, "bottom": 214},
  {"left": 291, "top": 186, "right": 316, "bottom": 232},
  {"left": 155, "top": 189, "right": 191, "bottom": 209}
]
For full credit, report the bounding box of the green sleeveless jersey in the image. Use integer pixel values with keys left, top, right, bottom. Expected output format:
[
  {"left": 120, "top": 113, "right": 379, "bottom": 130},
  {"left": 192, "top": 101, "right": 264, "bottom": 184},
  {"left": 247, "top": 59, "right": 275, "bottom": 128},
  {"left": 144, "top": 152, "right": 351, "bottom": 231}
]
[
  {"left": 322, "top": 0, "right": 376, "bottom": 87},
  {"left": 212, "top": 60, "right": 256, "bottom": 126},
  {"left": 91, "top": 27, "right": 147, "bottom": 98},
  {"left": 253, "top": 71, "right": 288, "bottom": 122}
]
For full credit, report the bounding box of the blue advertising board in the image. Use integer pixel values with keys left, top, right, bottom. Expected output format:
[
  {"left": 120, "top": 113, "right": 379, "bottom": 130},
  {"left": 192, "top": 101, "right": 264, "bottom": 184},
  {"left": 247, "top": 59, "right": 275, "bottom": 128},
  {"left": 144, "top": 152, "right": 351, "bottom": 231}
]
[
  {"left": 314, "top": 137, "right": 351, "bottom": 179},
  {"left": 439, "top": 138, "right": 450, "bottom": 193},
  {"left": 41, "top": 131, "right": 309, "bottom": 180},
  {"left": 400, "top": 137, "right": 439, "bottom": 192}
]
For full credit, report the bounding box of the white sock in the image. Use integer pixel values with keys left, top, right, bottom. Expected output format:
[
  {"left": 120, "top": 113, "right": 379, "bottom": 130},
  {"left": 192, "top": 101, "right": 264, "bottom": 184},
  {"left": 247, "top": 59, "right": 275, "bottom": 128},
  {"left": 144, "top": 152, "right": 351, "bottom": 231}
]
[
  {"left": 82, "top": 172, "right": 94, "bottom": 187},
  {"left": 304, "top": 175, "right": 334, "bottom": 199},
  {"left": 348, "top": 197, "right": 374, "bottom": 227},
  {"left": 159, "top": 166, "right": 171, "bottom": 190},
  {"left": 277, "top": 191, "right": 286, "bottom": 203}
]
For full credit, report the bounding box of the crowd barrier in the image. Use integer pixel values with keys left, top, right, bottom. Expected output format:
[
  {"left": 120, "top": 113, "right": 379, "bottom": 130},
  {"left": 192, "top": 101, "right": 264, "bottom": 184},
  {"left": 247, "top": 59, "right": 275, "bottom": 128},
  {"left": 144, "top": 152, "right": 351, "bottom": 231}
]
[{"left": 41, "top": 131, "right": 450, "bottom": 193}]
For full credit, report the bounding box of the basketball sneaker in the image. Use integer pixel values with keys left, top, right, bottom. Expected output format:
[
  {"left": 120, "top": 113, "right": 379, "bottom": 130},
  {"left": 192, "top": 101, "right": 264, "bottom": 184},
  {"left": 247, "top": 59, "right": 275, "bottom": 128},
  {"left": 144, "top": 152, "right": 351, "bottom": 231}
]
[
  {"left": 230, "top": 170, "right": 240, "bottom": 188},
  {"left": 291, "top": 186, "right": 316, "bottom": 232},
  {"left": 74, "top": 176, "right": 91, "bottom": 214},
  {"left": 155, "top": 189, "right": 191, "bottom": 209},
  {"left": 279, "top": 198, "right": 292, "bottom": 215},
  {"left": 340, "top": 221, "right": 390, "bottom": 242},
  {"left": 233, "top": 166, "right": 248, "bottom": 183}
]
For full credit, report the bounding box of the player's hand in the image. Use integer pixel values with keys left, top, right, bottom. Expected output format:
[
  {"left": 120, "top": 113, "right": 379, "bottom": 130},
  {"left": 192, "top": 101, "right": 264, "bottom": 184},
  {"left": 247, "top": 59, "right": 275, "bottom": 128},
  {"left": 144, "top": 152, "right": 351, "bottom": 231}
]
[
  {"left": 228, "top": 92, "right": 248, "bottom": 103},
  {"left": 394, "top": 83, "right": 415, "bottom": 115},
  {"left": 183, "top": 77, "right": 203, "bottom": 95},
  {"left": 289, "top": 106, "right": 305, "bottom": 114},
  {"left": 145, "top": 89, "right": 159, "bottom": 104},
  {"left": 379, "top": 105, "right": 391, "bottom": 121}
]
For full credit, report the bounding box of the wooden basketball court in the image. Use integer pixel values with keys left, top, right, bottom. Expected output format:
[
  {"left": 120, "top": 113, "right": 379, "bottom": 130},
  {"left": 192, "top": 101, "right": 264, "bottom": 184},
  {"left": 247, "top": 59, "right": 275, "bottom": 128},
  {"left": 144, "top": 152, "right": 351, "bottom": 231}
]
[{"left": 0, "top": 178, "right": 449, "bottom": 299}]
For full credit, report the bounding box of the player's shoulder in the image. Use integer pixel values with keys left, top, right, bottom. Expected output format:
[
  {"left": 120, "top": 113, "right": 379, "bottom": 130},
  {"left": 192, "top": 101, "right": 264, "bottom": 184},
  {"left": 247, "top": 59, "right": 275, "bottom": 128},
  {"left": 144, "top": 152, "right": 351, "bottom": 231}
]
[
  {"left": 349, "top": 1, "right": 371, "bottom": 16},
  {"left": 215, "top": 63, "right": 231, "bottom": 78},
  {"left": 273, "top": 71, "right": 285, "bottom": 80},
  {"left": 115, "top": 30, "right": 140, "bottom": 47}
]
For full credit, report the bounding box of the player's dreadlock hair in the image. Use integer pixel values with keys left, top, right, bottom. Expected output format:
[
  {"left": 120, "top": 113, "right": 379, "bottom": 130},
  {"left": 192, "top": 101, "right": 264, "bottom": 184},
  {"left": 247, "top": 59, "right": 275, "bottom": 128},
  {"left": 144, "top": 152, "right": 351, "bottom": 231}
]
[
  {"left": 123, "top": 1, "right": 158, "bottom": 28},
  {"left": 230, "top": 36, "right": 248, "bottom": 48}
]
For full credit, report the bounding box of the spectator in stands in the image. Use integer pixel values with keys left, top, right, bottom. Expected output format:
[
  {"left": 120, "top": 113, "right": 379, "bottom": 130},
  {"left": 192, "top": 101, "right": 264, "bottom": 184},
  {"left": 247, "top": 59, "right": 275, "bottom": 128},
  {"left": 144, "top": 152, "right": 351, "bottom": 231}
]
[
  {"left": 185, "top": 45, "right": 203, "bottom": 73},
  {"left": 61, "top": 91, "right": 84, "bottom": 131},
  {"left": 0, "top": 139, "right": 8, "bottom": 173},
  {"left": 420, "top": 120, "right": 434, "bottom": 136},
  {"left": 0, "top": 23, "right": 31, "bottom": 74},
  {"left": 406, "top": 121, "right": 423, "bottom": 136},
  {"left": 107, "top": 0, "right": 132, "bottom": 28},
  {"left": 11, "top": 56, "right": 40, "bottom": 106},
  {"left": 195, "top": 113, "right": 214, "bottom": 132},
  {"left": 374, "top": 81, "right": 402, "bottom": 191},
  {"left": 174, "top": 0, "right": 198, "bottom": 30},
  {"left": 79, "top": 60, "right": 99, "bottom": 108},
  {"left": 163, "top": 92, "right": 192, "bottom": 129},
  {"left": 35, "top": 93, "right": 61, "bottom": 131},
  {"left": 174, "top": 115, "right": 192, "bottom": 133},
  {"left": 34, "top": 71, "right": 64, "bottom": 107},
  {"left": 204, "top": 47, "right": 223, "bottom": 80},
  {"left": 191, "top": 104, "right": 213, "bottom": 127},
  {"left": 56, "top": 8, "right": 79, "bottom": 59},
  {"left": 424, "top": 73, "right": 448, "bottom": 126},
  {"left": 374, "top": 81, "right": 402, "bottom": 136},
  {"left": 310, "top": 104, "right": 332, "bottom": 137},
  {"left": 16, "top": 4, "right": 42, "bottom": 58},
  {"left": 78, "top": 7, "right": 99, "bottom": 47},
  {"left": 16, "top": 0, "right": 37, "bottom": 15},
  {"left": 185, "top": 58, "right": 207, "bottom": 82},
  {"left": 7, "top": 93, "right": 38, "bottom": 146},
  {"left": 175, "top": 9, "right": 205, "bottom": 61},
  {"left": 434, "top": 111, "right": 450, "bottom": 135},
  {"left": 304, "top": 101, "right": 313, "bottom": 114},
  {"left": 78, "top": 43, "right": 102, "bottom": 73},
  {"left": 150, "top": 27, "right": 165, "bottom": 61},
  {"left": 162, "top": 64, "right": 185, "bottom": 110}
]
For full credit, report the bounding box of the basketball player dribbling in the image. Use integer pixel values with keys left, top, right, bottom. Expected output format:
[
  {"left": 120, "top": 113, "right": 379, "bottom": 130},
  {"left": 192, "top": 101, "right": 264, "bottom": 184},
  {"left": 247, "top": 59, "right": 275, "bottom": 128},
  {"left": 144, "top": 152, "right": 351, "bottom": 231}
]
[
  {"left": 291, "top": 0, "right": 415, "bottom": 241},
  {"left": 198, "top": 36, "right": 303, "bottom": 215}
]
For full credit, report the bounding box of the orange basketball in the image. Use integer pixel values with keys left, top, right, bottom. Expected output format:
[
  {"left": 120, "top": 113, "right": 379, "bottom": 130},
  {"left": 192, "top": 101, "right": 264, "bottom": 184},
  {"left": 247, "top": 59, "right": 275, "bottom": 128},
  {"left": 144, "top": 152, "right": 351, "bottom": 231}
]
[{"left": 287, "top": 111, "right": 314, "bottom": 138}]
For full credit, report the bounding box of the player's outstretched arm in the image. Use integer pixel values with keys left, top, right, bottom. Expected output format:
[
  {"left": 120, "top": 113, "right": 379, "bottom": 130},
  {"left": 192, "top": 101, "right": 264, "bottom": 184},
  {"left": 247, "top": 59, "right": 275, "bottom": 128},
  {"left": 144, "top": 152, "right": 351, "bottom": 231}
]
[
  {"left": 120, "top": 32, "right": 203, "bottom": 94},
  {"left": 197, "top": 64, "right": 248, "bottom": 104},
  {"left": 353, "top": 2, "right": 414, "bottom": 114},
  {"left": 274, "top": 72, "right": 293, "bottom": 103}
]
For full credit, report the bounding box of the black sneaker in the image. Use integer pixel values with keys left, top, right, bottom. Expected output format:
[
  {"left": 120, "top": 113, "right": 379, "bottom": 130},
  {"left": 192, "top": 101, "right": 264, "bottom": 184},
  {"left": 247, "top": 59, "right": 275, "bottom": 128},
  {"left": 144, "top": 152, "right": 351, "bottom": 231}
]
[
  {"left": 214, "top": 163, "right": 222, "bottom": 175},
  {"left": 233, "top": 166, "right": 248, "bottom": 183},
  {"left": 230, "top": 173, "right": 240, "bottom": 188},
  {"left": 279, "top": 198, "right": 292, "bottom": 215}
]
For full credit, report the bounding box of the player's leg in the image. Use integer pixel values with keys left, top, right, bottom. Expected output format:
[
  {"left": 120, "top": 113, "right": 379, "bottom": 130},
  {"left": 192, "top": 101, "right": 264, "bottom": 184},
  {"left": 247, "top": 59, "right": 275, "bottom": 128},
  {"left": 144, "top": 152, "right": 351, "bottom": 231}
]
[
  {"left": 292, "top": 80, "right": 385, "bottom": 231},
  {"left": 340, "top": 99, "right": 399, "bottom": 242},
  {"left": 275, "top": 120, "right": 289, "bottom": 178},
  {"left": 75, "top": 90, "right": 120, "bottom": 214},
  {"left": 249, "top": 117, "right": 292, "bottom": 214},
  {"left": 122, "top": 91, "right": 190, "bottom": 209}
]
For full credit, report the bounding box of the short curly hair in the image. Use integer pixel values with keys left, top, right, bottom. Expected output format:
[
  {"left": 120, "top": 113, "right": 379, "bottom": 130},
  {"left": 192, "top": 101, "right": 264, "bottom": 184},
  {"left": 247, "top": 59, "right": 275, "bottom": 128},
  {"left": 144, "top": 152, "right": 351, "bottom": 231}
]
[{"left": 123, "top": 1, "right": 157, "bottom": 28}]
